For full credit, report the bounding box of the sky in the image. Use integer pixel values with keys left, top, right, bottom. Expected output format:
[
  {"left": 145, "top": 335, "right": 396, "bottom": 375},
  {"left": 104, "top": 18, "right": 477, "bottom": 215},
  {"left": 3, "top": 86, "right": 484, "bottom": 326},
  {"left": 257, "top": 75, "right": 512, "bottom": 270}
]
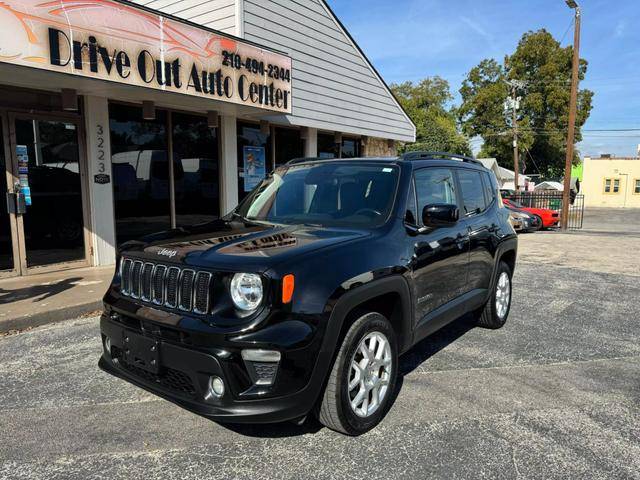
[{"left": 327, "top": 0, "right": 640, "bottom": 158}]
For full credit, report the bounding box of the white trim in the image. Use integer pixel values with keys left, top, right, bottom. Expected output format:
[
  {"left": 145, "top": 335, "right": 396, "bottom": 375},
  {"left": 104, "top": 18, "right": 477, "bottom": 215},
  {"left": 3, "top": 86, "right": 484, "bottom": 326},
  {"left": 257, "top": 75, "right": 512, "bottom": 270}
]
[
  {"left": 235, "top": 0, "right": 245, "bottom": 37},
  {"left": 84, "top": 95, "right": 116, "bottom": 267},
  {"left": 304, "top": 127, "right": 318, "bottom": 157},
  {"left": 219, "top": 114, "right": 239, "bottom": 215},
  {"left": 316, "top": 0, "right": 416, "bottom": 140}
]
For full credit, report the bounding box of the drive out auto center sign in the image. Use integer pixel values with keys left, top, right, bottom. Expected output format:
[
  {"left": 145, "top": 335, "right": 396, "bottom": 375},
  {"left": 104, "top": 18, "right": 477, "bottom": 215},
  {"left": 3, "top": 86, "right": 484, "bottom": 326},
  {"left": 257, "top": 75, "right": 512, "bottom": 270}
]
[{"left": 0, "top": 0, "right": 293, "bottom": 113}]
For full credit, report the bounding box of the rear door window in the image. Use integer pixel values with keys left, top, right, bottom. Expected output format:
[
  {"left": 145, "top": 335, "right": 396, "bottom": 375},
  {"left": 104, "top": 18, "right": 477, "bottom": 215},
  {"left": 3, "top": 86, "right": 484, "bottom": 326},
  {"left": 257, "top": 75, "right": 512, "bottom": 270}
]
[
  {"left": 414, "top": 168, "right": 458, "bottom": 225},
  {"left": 482, "top": 172, "right": 497, "bottom": 206},
  {"left": 457, "top": 169, "right": 487, "bottom": 216}
]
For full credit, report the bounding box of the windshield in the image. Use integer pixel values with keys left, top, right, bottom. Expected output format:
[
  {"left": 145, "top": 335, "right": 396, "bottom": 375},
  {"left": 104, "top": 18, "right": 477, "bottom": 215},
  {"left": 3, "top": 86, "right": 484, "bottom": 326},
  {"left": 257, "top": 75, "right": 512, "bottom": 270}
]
[{"left": 235, "top": 163, "right": 399, "bottom": 227}]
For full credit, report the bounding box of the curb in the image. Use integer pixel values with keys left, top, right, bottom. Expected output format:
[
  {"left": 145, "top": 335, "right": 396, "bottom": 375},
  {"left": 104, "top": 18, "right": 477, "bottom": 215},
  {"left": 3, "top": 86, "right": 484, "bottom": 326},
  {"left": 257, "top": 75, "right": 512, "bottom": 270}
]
[{"left": 0, "top": 301, "right": 103, "bottom": 334}]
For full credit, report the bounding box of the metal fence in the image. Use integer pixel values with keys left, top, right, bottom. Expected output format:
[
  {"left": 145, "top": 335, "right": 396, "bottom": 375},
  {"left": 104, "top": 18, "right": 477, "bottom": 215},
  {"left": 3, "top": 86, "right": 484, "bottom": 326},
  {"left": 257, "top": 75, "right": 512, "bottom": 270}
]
[{"left": 504, "top": 192, "right": 585, "bottom": 230}]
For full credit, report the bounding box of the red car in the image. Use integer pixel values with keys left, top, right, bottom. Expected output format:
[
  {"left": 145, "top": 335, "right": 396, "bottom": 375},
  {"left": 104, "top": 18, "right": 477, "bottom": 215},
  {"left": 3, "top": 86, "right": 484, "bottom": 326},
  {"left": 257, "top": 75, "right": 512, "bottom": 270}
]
[{"left": 502, "top": 199, "right": 560, "bottom": 228}]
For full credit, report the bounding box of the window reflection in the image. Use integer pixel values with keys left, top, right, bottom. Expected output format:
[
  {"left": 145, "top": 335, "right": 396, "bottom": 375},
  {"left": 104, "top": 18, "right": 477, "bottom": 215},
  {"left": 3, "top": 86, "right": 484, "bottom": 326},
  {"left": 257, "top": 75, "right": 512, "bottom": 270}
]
[
  {"left": 274, "top": 127, "right": 303, "bottom": 168},
  {"left": 173, "top": 112, "right": 220, "bottom": 226},
  {"left": 317, "top": 133, "right": 337, "bottom": 159},
  {"left": 109, "top": 103, "right": 170, "bottom": 245},
  {"left": 341, "top": 137, "right": 361, "bottom": 158},
  {"left": 14, "top": 119, "right": 85, "bottom": 268}
]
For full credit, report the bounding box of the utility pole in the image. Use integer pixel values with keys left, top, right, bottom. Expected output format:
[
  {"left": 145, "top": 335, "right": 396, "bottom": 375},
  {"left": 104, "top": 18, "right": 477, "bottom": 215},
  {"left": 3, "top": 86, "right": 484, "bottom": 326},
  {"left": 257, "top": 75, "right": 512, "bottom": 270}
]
[
  {"left": 505, "top": 80, "right": 525, "bottom": 192},
  {"left": 511, "top": 85, "right": 520, "bottom": 192},
  {"left": 562, "top": 0, "right": 581, "bottom": 230}
]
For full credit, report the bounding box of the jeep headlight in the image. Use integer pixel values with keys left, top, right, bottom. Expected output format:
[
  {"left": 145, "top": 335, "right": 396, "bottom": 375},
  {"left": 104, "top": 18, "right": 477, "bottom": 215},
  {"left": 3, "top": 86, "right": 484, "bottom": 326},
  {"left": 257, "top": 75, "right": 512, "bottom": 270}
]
[{"left": 230, "top": 273, "right": 263, "bottom": 311}]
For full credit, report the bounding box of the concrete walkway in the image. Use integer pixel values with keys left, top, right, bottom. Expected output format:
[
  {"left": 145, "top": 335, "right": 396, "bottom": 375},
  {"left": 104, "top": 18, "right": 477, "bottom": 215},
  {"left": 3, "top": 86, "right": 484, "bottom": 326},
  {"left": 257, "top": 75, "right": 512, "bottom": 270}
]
[{"left": 0, "top": 266, "right": 114, "bottom": 333}]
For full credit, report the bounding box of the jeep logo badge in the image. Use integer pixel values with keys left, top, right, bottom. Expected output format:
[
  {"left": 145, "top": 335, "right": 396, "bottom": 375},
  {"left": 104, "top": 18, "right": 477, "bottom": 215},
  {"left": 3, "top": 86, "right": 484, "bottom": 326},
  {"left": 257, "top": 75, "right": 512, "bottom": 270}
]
[{"left": 157, "top": 248, "right": 178, "bottom": 258}]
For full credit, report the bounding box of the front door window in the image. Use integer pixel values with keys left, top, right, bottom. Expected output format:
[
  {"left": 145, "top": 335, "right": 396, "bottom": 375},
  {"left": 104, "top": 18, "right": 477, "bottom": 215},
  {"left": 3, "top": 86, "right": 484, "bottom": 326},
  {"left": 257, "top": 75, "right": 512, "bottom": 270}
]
[{"left": 14, "top": 118, "right": 86, "bottom": 268}]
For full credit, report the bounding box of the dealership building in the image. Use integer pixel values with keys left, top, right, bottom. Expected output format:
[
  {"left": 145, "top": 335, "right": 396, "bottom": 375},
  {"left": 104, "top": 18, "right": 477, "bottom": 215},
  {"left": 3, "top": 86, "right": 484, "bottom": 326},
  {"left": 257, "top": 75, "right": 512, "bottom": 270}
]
[{"left": 0, "top": 0, "right": 415, "bottom": 278}]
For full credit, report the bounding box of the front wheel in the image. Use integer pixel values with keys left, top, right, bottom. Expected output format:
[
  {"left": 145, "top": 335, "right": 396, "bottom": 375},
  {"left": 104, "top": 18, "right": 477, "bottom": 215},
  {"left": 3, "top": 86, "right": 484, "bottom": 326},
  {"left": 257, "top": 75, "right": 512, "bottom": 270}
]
[
  {"left": 476, "top": 261, "right": 513, "bottom": 329},
  {"left": 533, "top": 215, "right": 544, "bottom": 231},
  {"left": 317, "top": 312, "right": 398, "bottom": 435}
]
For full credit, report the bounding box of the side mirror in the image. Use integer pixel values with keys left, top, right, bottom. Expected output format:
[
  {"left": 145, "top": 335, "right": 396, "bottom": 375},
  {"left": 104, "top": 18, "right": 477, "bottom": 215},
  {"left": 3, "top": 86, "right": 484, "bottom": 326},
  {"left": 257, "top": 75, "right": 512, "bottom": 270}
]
[{"left": 422, "top": 203, "right": 459, "bottom": 228}]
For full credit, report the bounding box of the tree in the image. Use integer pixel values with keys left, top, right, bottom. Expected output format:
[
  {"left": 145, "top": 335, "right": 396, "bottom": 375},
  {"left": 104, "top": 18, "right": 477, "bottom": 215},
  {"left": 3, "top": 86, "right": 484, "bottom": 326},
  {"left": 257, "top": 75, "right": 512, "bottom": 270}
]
[
  {"left": 458, "top": 29, "right": 594, "bottom": 177},
  {"left": 392, "top": 77, "right": 471, "bottom": 155}
]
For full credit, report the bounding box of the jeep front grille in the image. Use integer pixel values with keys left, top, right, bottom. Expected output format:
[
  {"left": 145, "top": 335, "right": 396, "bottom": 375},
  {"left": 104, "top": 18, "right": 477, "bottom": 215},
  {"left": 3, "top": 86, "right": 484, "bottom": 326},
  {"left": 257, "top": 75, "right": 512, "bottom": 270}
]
[
  {"left": 119, "top": 258, "right": 212, "bottom": 314},
  {"left": 165, "top": 267, "right": 180, "bottom": 308}
]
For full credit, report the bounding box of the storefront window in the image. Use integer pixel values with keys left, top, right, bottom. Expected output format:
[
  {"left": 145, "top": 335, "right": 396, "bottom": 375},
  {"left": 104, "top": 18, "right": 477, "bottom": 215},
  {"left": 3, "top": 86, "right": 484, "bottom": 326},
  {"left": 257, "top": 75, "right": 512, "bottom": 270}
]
[
  {"left": 318, "top": 132, "right": 338, "bottom": 159},
  {"left": 172, "top": 113, "right": 220, "bottom": 226},
  {"left": 237, "top": 121, "right": 271, "bottom": 201},
  {"left": 341, "top": 137, "right": 361, "bottom": 158},
  {"left": 274, "top": 127, "right": 303, "bottom": 168},
  {"left": 109, "top": 103, "right": 169, "bottom": 245}
]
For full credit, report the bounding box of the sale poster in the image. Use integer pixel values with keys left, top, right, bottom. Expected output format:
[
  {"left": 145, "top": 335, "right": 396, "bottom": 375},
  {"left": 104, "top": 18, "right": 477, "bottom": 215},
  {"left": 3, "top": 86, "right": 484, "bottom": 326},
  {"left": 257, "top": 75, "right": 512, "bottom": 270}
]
[{"left": 243, "top": 146, "right": 266, "bottom": 192}]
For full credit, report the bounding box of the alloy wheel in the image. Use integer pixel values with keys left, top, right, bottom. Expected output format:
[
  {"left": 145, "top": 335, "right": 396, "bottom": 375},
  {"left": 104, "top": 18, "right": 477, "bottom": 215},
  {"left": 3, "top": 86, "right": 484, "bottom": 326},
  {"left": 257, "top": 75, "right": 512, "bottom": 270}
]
[
  {"left": 495, "top": 271, "right": 511, "bottom": 319},
  {"left": 347, "top": 331, "right": 392, "bottom": 418}
]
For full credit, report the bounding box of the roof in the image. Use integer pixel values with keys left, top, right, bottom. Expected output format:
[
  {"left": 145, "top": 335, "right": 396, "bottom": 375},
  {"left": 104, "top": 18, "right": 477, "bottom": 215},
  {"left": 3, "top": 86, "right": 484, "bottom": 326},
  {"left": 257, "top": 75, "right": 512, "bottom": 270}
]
[
  {"left": 535, "top": 181, "right": 564, "bottom": 191},
  {"left": 318, "top": 0, "right": 416, "bottom": 140}
]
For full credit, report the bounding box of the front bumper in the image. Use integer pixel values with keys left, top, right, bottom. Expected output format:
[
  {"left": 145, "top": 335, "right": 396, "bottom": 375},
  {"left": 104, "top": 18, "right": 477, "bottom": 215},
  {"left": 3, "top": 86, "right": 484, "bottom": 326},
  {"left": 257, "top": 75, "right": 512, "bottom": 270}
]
[{"left": 99, "top": 312, "right": 328, "bottom": 424}]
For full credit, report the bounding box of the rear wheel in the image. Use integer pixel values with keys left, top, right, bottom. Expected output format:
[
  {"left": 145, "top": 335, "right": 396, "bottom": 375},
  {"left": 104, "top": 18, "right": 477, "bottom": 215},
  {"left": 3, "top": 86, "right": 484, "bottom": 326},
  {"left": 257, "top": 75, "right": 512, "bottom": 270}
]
[
  {"left": 477, "top": 261, "right": 512, "bottom": 329},
  {"left": 317, "top": 312, "right": 397, "bottom": 435}
]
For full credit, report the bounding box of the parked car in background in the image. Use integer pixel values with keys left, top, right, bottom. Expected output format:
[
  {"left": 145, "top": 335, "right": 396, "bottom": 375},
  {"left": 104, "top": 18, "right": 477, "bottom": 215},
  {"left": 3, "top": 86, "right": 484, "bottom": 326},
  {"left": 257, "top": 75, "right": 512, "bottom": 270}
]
[
  {"left": 505, "top": 206, "right": 542, "bottom": 232},
  {"left": 502, "top": 198, "right": 560, "bottom": 229},
  {"left": 508, "top": 211, "right": 525, "bottom": 232}
]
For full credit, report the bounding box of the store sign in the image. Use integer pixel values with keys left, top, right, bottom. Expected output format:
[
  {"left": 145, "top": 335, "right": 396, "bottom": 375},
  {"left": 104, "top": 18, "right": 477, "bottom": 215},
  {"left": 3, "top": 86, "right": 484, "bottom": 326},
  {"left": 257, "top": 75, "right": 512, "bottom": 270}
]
[{"left": 0, "top": 0, "right": 292, "bottom": 113}]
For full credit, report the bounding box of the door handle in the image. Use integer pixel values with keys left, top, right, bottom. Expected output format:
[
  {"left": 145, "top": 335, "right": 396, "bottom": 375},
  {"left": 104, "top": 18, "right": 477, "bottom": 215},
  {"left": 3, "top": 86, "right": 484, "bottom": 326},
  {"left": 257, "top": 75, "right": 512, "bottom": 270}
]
[
  {"left": 7, "top": 187, "right": 27, "bottom": 215},
  {"left": 5, "top": 191, "right": 17, "bottom": 214},
  {"left": 455, "top": 232, "right": 469, "bottom": 249}
]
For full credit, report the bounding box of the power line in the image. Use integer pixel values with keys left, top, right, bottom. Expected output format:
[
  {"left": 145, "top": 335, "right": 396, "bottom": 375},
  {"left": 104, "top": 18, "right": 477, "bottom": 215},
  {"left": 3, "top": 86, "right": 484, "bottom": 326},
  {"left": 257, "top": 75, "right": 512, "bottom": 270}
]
[{"left": 559, "top": 17, "right": 576, "bottom": 45}]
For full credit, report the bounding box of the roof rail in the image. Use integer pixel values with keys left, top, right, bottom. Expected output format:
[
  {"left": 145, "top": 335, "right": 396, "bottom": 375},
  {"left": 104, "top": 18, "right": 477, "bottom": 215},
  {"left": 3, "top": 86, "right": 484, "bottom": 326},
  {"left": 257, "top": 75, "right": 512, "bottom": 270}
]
[
  {"left": 401, "top": 151, "right": 483, "bottom": 166},
  {"left": 285, "top": 156, "right": 334, "bottom": 165}
]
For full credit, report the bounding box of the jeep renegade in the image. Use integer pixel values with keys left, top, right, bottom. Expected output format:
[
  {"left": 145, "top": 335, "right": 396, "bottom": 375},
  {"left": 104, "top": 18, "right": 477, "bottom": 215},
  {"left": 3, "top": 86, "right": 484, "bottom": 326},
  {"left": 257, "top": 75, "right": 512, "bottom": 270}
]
[{"left": 99, "top": 152, "right": 517, "bottom": 435}]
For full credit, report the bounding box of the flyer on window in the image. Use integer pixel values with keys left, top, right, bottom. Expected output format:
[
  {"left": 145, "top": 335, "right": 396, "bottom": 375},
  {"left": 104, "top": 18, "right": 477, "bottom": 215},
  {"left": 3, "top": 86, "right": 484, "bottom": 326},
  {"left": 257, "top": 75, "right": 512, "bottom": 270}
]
[
  {"left": 243, "top": 146, "right": 266, "bottom": 192},
  {"left": 16, "top": 145, "right": 32, "bottom": 206}
]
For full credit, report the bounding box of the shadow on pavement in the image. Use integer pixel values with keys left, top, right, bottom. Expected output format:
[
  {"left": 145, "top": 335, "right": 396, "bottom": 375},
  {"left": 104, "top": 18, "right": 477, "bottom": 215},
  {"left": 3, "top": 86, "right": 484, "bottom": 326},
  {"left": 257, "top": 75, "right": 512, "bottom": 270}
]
[{"left": 0, "top": 277, "right": 83, "bottom": 304}]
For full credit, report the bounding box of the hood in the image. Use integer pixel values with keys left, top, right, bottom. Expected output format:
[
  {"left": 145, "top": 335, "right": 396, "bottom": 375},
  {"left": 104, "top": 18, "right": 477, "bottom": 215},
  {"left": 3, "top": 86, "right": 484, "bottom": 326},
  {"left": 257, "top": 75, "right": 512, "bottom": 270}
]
[{"left": 120, "top": 218, "right": 370, "bottom": 272}]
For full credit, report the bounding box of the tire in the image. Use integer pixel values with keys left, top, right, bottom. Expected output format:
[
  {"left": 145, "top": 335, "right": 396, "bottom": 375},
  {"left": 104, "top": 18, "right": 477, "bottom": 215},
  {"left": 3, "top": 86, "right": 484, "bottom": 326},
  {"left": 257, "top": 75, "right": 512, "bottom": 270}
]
[
  {"left": 317, "top": 312, "right": 398, "bottom": 435},
  {"left": 476, "top": 261, "right": 513, "bottom": 329},
  {"left": 533, "top": 215, "right": 544, "bottom": 231}
]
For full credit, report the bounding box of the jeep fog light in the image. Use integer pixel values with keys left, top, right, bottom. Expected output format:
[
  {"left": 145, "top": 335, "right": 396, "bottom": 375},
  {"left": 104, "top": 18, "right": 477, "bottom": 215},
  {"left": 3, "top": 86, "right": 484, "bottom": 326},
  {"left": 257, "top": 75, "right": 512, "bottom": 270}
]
[
  {"left": 242, "top": 350, "right": 281, "bottom": 386},
  {"left": 104, "top": 336, "right": 111, "bottom": 354},
  {"left": 209, "top": 376, "right": 225, "bottom": 398},
  {"left": 230, "top": 273, "right": 263, "bottom": 311}
]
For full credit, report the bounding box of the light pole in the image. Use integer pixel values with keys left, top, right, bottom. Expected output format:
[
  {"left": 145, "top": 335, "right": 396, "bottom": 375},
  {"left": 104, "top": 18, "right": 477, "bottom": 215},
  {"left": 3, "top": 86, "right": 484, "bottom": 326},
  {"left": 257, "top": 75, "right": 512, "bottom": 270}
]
[{"left": 561, "top": 0, "right": 581, "bottom": 230}]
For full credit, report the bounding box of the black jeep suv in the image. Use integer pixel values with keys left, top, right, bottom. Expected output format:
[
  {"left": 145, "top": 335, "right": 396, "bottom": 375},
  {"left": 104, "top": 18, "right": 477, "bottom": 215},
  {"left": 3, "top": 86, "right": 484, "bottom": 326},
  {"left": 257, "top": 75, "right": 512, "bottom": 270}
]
[{"left": 99, "top": 152, "right": 517, "bottom": 435}]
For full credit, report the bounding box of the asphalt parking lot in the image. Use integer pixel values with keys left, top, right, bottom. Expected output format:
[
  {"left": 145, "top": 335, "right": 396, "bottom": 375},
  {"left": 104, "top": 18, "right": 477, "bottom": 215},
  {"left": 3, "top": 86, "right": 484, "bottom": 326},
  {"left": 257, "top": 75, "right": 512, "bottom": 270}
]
[{"left": 1, "top": 209, "right": 639, "bottom": 479}]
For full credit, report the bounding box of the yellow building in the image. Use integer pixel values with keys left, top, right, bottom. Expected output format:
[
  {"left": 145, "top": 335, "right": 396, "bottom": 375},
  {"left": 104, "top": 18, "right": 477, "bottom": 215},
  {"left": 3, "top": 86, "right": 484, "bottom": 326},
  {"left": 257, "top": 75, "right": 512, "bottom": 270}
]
[{"left": 582, "top": 156, "right": 640, "bottom": 208}]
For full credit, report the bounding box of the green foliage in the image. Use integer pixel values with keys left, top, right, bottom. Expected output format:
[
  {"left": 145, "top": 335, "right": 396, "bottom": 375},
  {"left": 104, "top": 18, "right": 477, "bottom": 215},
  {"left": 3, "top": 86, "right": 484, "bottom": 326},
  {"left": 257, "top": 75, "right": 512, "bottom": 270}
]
[
  {"left": 458, "top": 29, "right": 594, "bottom": 176},
  {"left": 392, "top": 77, "right": 471, "bottom": 156}
]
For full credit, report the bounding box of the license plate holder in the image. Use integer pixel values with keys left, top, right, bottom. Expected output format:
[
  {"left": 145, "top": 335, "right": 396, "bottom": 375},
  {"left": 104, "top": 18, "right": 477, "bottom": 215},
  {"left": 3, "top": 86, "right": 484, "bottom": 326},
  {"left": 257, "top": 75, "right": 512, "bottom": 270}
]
[{"left": 121, "top": 331, "right": 160, "bottom": 374}]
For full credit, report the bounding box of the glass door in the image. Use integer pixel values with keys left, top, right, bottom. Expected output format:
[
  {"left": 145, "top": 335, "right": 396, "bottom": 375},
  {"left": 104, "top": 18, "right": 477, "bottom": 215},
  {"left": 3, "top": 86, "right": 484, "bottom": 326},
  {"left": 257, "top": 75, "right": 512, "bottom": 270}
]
[
  {"left": 0, "top": 116, "right": 19, "bottom": 277},
  {"left": 9, "top": 114, "right": 89, "bottom": 273}
]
